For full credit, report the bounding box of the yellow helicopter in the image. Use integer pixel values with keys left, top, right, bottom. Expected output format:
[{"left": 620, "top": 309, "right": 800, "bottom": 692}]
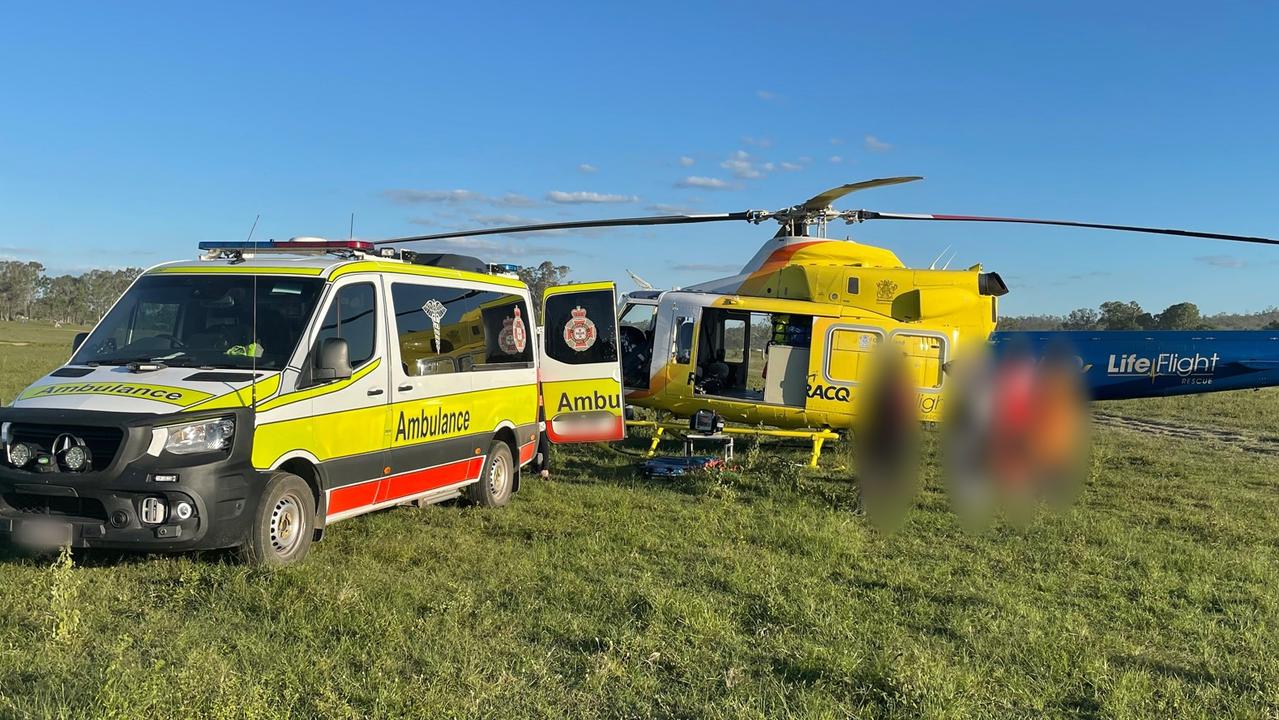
[{"left": 376, "top": 177, "right": 1277, "bottom": 463}]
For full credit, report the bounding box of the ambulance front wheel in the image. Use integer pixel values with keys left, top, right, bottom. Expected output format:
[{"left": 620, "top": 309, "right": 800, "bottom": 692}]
[
  {"left": 467, "top": 440, "right": 514, "bottom": 508},
  {"left": 237, "top": 472, "right": 315, "bottom": 566}
]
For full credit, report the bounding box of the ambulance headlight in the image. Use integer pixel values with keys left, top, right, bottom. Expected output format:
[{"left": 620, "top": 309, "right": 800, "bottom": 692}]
[
  {"left": 160, "top": 417, "right": 235, "bottom": 455},
  {"left": 7, "top": 441, "right": 34, "bottom": 469},
  {"left": 59, "top": 443, "right": 91, "bottom": 472}
]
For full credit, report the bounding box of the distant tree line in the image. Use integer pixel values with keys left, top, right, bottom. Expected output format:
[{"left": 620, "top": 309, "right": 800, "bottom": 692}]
[
  {"left": 6, "top": 258, "right": 1279, "bottom": 335},
  {"left": 1, "top": 260, "right": 564, "bottom": 327},
  {"left": 0, "top": 261, "right": 142, "bottom": 325},
  {"left": 999, "top": 300, "right": 1279, "bottom": 332}
]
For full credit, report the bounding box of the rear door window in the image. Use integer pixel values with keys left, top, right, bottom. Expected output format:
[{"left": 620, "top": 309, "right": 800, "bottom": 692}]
[{"left": 543, "top": 289, "right": 618, "bottom": 365}]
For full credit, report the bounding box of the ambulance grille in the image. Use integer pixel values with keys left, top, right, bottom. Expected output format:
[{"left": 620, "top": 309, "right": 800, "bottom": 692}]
[
  {"left": 2, "top": 493, "right": 108, "bottom": 522},
  {"left": 8, "top": 424, "right": 124, "bottom": 472}
]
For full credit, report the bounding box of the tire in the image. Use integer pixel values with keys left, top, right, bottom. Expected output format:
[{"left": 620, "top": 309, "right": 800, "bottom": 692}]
[
  {"left": 466, "top": 440, "right": 515, "bottom": 508},
  {"left": 237, "top": 472, "right": 315, "bottom": 566}
]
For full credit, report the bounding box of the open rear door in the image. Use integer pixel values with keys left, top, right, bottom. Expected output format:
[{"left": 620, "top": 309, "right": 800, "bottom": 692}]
[{"left": 539, "top": 281, "right": 626, "bottom": 443}]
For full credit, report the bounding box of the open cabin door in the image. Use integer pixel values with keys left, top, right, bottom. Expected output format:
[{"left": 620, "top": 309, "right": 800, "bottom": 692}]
[{"left": 539, "top": 281, "right": 626, "bottom": 443}]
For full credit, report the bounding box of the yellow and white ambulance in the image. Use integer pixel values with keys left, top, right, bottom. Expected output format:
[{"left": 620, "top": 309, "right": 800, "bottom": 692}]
[{"left": 0, "top": 239, "right": 624, "bottom": 564}]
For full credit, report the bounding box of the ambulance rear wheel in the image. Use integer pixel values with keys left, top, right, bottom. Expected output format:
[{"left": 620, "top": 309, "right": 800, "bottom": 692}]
[
  {"left": 238, "top": 472, "right": 315, "bottom": 566},
  {"left": 467, "top": 441, "right": 514, "bottom": 508}
]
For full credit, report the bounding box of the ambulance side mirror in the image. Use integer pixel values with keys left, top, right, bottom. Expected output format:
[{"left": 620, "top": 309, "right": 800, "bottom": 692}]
[
  {"left": 72, "top": 332, "right": 89, "bottom": 353},
  {"left": 313, "top": 337, "right": 352, "bottom": 382}
]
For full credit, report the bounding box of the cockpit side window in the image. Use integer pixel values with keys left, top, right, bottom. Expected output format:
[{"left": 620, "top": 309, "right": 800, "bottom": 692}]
[
  {"left": 619, "top": 302, "right": 659, "bottom": 388},
  {"left": 674, "top": 318, "right": 695, "bottom": 365}
]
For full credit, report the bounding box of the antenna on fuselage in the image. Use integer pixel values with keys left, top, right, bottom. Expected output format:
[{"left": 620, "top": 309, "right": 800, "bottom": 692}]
[
  {"left": 941, "top": 249, "right": 959, "bottom": 270},
  {"left": 928, "top": 245, "right": 953, "bottom": 270}
]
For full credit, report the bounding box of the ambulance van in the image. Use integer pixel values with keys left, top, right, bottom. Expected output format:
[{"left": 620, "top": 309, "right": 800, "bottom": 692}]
[{"left": 0, "top": 239, "right": 624, "bottom": 564}]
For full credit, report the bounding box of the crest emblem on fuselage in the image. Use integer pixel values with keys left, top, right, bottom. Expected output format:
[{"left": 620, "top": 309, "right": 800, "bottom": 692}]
[{"left": 875, "top": 279, "right": 898, "bottom": 303}]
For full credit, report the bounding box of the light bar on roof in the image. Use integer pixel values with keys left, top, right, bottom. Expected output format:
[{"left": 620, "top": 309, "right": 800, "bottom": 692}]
[{"left": 198, "top": 240, "right": 375, "bottom": 252}]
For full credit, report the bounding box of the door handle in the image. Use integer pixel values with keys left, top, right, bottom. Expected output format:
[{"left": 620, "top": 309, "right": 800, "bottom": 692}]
[
  {"left": 367, "top": 388, "right": 385, "bottom": 396},
  {"left": 397, "top": 384, "right": 413, "bottom": 392}
]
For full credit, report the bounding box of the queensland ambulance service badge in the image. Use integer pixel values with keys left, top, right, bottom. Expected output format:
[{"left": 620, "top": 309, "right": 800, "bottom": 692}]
[
  {"left": 563, "top": 306, "right": 597, "bottom": 352},
  {"left": 499, "top": 307, "right": 528, "bottom": 355}
]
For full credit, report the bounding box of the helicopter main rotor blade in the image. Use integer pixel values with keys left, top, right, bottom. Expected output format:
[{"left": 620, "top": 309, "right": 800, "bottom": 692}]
[
  {"left": 800, "top": 176, "right": 923, "bottom": 213},
  {"left": 857, "top": 211, "right": 1279, "bottom": 247},
  {"left": 375, "top": 211, "right": 755, "bottom": 246}
]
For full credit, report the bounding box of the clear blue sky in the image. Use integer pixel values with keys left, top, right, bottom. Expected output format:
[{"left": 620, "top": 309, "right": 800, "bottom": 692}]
[{"left": 2, "top": 1, "right": 1277, "bottom": 315}]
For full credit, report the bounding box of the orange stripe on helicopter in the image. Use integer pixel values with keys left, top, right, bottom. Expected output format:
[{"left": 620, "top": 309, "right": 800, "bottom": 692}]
[{"left": 740, "top": 240, "right": 824, "bottom": 286}]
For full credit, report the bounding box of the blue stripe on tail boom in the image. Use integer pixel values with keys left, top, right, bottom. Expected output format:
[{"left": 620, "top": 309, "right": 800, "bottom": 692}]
[{"left": 990, "top": 330, "right": 1279, "bottom": 400}]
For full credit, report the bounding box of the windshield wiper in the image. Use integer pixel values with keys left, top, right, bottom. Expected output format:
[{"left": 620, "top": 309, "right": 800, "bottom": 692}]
[
  {"left": 84, "top": 356, "right": 171, "bottom": 369},
  {"left": 87, "top": 356, "right": 156, "bottom": 367},
  {"left": 158, "top": 358, "right": 215, "bottom": 368},
  {"left": 88, "top": 355, "right": 263, "bottom": 371},
  {"left": 191, "top": 362, "right": 262, "bottom": 371}
]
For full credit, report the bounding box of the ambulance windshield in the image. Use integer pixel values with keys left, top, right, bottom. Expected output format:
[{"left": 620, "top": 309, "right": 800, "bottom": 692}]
[{"left": 71, "top": 274, "right": 326, "bottom": 370}]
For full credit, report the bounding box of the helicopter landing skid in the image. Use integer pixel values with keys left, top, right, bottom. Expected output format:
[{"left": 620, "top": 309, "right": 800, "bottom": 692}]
[{"left": 625, "top": 420, "right": 840, "bottom": 468}]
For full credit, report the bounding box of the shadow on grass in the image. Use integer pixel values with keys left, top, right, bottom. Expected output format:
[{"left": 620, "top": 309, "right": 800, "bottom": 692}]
[
  {"left": 550, "top": 435, "right": 865, "bottom": 513},
  {"left": 1109, "top": 653, "right": 1258, "bottom": 696},
  {"left": 841, "top": 576, "right": 991, "bottom": 612},
  {"left": 770, "top": 656, "right": 922, "bottom": 714},
  {"left": 0, "top": 543, "right": 35, "bottom": 566},
  {"left": 0, "top": 542, "right": 238, "bottom": 568},
  {"left": 79, "top": 547, "right": 243, "bottom": 568}
]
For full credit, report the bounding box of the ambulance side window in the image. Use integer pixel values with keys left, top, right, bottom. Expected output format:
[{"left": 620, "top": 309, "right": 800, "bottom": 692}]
[
  {"left": 315, "top": 283, "right": 377, "bottom": 368},
  {"left": 391, "top": 282, "right": 532, "bottom": 377}
]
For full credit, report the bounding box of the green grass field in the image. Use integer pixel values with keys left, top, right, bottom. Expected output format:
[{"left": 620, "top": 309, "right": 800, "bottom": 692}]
[
  {"left": 0, "top": 321, "right": 1277, "bottom": 718},
  {"left": 0, "top": 322, "right": 86, "bottom": 406}
]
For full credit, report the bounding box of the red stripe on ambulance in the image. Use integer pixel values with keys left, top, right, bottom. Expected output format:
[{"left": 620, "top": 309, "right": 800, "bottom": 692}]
[
  {"left": 327, "top": 456, "right": 483, "bottom": 517},
  {"left": 382, "top": 457, "right": 483, "bottom": 501}
]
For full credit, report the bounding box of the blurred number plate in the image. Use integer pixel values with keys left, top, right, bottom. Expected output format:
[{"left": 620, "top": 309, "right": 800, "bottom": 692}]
[{"left": 14, "top": 520, "right": 73, "bottom": 548}]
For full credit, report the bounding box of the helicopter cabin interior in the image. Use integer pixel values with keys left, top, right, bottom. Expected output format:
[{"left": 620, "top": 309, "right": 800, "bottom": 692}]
[
  {"left": 691, "top": 308, "right": 812, "bottom": 406},
  {"left": 618, "top": 297, "right": 815, "bottom": 408}
]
